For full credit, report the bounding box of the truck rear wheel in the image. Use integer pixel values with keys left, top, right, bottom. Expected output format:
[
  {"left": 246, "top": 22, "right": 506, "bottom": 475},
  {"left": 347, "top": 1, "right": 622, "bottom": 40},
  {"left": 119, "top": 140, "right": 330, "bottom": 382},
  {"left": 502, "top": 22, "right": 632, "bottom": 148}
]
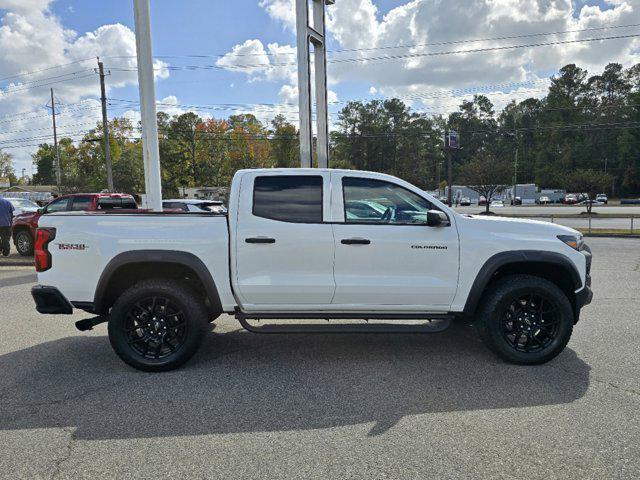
[
  {"left": 108, "top": 279, "right": 208, "bottom": 372},
  {"left": 476, "top": 275, "right": 574, "bottom": 365}
]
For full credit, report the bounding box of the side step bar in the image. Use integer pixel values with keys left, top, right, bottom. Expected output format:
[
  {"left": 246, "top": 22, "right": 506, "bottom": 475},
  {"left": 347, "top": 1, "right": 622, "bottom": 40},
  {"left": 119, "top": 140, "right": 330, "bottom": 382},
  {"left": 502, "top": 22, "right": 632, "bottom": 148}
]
[
  {"left": 235, "top": 311, "right": 453, "bottom": 334},
  {"left": 75, "top": 315, "right": 108, "bottom": 332}
]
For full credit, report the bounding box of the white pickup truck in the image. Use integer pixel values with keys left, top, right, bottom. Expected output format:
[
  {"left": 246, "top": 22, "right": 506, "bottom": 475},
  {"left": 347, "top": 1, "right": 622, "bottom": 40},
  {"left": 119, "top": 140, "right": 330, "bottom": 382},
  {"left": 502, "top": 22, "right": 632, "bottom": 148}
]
[{"left": 31, "top": 168, "right": 592, "bottom": 371}]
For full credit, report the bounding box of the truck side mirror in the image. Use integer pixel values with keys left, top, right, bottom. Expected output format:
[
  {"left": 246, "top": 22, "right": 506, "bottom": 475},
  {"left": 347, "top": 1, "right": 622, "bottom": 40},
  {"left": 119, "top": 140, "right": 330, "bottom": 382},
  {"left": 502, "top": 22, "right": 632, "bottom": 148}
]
[
  {"left": 37, "top": 207, "right": 45, "bottom": 214},
  {"left": 426, "top": 210, "right": 448, "bottom": 227}
]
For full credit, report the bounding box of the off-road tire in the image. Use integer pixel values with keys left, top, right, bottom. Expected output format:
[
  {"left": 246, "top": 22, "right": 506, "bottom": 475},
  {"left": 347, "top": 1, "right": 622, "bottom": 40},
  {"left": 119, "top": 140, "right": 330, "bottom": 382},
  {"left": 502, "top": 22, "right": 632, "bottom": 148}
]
[
  {"left": 108, "top": 279, "right": 208, "bottom": 372},
  {"left": 476, "top": 274, "right": 574, "bottom": 365}
]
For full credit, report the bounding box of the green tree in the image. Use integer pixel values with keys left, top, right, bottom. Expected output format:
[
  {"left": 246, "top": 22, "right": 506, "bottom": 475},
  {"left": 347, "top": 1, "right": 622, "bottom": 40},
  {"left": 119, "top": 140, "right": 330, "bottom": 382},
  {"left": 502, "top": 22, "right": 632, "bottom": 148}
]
[
  {"left": 460, "top": 153, "right": 512, "bottom": 214},
  {"left": 563, "top": 169, "right": 614, "bottom": 214},
  {"left": 0, "top": 150, "right": 16, "bottom": 185},
  {"left": 270, "top": 114, "right": 299, "bottom": 168}
]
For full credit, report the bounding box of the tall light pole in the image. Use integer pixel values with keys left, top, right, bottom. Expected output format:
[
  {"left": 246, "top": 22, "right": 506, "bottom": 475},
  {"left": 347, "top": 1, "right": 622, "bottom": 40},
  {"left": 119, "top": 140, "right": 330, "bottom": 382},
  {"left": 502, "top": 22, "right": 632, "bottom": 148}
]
[
  {"left": 296, "top": 0, "right": 333, "bottom": 168},
  {"left": 133, "top": 0, "right": 163, "bottom": 211}
]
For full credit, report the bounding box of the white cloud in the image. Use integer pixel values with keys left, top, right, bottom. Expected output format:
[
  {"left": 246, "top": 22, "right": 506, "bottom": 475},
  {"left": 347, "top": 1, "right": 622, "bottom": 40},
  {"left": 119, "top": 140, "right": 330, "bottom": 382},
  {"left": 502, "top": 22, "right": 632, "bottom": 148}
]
[
  {"left": 325, "top": 0, "right": 640, "bottom": 92},
  {"left": 259, "top": 0, "right": 297, "bottom": 30},
  {"left": 216, "top": 39, "right": 297, "bottom": 83},
  {"left": 0, "top": 1, "right": 171, "bottom": 175},
  {"left": 254, "top": 0, "right": 640, "bottom": 113}
]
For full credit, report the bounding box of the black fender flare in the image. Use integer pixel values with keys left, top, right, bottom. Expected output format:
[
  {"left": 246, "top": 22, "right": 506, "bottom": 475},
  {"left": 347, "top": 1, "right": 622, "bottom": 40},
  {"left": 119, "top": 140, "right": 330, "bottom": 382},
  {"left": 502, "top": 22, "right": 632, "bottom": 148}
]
[
  {"left": 93, "top": 250, "right": 222, "bottom": 314},
  {"left": 462, "top": 250, "right": 582, "bottom": 317}
]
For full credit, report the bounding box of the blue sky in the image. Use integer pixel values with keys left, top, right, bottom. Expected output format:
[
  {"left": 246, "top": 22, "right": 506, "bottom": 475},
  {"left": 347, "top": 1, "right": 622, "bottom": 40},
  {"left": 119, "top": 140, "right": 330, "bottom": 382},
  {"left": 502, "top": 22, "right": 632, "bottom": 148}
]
[
  {"left": 1, "top": 0, "right": 638, "bottom": 174},
  {"left": 50, "top": 0, "right": 302, "bottom": 109}
]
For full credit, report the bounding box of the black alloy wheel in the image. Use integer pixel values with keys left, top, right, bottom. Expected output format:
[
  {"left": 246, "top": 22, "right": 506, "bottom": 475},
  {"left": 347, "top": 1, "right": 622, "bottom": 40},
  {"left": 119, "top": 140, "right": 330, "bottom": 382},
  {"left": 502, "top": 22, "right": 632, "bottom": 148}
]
[
  {"left": 476, "top": 274, "right": 574, "bottom": 365},
  {"left": 125, "top": 296, "right": 188, "bottom": 360},
  {"left": 108, "top": 279, "right": 209, "bottom": 372},
  {"left": 501, "top": 293, "right": 560, "bottom": 353}
]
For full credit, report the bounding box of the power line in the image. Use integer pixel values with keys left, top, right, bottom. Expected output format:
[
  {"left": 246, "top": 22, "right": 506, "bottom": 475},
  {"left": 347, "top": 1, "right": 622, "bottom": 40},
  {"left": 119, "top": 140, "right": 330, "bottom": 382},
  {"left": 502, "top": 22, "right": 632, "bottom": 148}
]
[
  {"left": 0, "top": 57, "right": 95, "bottom": 83},
  {"left": 0, "top": 99, "right": 99, "bottom": 120},
  {"left": 106, "top": 33, "right": 640, "bottom": 73},
  {"left": 0, "top": 72, "right": 98, "bottom": 97},
  {"left": 103, "top": 22, "right": 640, "bottom": 60}
]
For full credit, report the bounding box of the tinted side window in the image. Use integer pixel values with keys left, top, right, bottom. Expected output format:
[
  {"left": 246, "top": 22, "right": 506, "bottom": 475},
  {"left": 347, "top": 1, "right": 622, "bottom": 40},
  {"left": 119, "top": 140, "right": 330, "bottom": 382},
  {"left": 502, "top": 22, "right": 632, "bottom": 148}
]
[
  {"left": 343, "top": 177, "right": 435, "bottom": 225},
  {"left": 45, "top": 198, "right": 69, "bottom": 213},
  {"left": 70, "top": 196, "right": 93, "bottom": 211},
  {"left": 253, "top": 176, "right": 323, "bottom": 223}
]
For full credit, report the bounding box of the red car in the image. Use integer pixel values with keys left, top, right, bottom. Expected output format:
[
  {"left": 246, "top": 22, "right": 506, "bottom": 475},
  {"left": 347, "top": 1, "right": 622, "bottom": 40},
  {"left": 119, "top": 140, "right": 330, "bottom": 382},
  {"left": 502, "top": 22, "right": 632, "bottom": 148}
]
[{"left": 12, "top": 193, "right": 137, "bottom": 256}]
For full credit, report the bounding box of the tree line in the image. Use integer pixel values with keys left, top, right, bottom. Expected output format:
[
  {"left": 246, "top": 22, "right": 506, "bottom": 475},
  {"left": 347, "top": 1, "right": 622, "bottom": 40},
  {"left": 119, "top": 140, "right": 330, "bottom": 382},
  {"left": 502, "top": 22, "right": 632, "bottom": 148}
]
[{"left": 4, "top": 62, "right": 638, "bottom": 198}]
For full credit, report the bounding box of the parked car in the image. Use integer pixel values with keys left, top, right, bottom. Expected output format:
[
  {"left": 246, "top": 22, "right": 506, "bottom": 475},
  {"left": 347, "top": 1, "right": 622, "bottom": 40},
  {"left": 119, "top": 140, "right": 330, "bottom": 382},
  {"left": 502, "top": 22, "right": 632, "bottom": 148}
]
[
  {"left": 4, "top": 198, "right": 40, "bottom": 215},
  {"left": 510, "top": 196, "right": 522, "bottom": 206},
  {"left": 163, "top": 199, "right": 227, "bottom": 214},
  {"left": 32, "top": 168, "right": 592, "bottom": 371},
  {"left": 579, "top": 198, "right": 604, "bottom": 207},
  {"left": 596, "top": 193, "right": 608, "bottom": 205},
  {"left": 564, "top": 194, "right": 578, "bottom": 204},
  {"left": 538, "top": 196, "right": 551, "bottom": 205},
  {"left": 11, "top": 193, "right": 137, "bottom": 256},
  {"left": 478, "top": 196, "right": 487, "bottom": 206},
  {"left": 459, "top": 197, "right": 471, "bottom": 206},
  {"left": 490, "top": 199, "right": 504, "bottom": 207}
]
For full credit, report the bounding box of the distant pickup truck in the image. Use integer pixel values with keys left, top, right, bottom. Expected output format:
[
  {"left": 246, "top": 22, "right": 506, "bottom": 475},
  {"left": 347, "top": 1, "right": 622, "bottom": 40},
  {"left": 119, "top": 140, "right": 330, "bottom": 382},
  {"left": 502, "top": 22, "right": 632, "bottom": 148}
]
[
  {"left": 31, "top": 169, "right": 592, "bottom": 371},
  {"left": 12, "top": 193, "right": 137, "bottom": 256}
]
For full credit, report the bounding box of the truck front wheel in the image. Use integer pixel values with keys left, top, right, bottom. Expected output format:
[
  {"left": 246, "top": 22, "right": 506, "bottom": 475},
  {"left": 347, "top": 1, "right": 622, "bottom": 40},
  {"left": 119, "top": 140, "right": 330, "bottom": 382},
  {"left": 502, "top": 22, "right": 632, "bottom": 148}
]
[
  {"left": 476, "top": 275, "right": 574, "bottom": 365},
  {"left": 108, "top": 279, "right": 208, "bottom": 372}
]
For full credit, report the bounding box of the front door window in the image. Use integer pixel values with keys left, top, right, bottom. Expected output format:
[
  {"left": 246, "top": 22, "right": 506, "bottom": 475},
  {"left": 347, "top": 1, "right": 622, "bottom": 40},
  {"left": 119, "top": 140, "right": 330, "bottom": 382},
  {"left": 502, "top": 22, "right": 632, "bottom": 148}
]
[{"left": 343, "top": 177, "right": 436, "bottom": 225}]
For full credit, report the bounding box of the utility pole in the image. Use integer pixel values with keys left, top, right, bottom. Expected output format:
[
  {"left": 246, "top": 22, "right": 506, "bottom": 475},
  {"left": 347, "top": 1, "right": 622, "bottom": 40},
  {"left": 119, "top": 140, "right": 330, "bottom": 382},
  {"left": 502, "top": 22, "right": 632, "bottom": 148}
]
[
  {"left": 443, "top": 130, "right": 459, "bottom": 206},
  {"left": 98, "top": 59, "right": 114, "bottom": 192},
  {"left": 133, "top": 0, "right": 163, "bottom": 211},
  {"left": 447, "top": 149, "right": 453, "bottom": 206},
  {"left": 511, "top": 116, "right": 519, "bottom": 205},
  {"left": 50, "top": 88, "right": 61, "bottom": 188}
]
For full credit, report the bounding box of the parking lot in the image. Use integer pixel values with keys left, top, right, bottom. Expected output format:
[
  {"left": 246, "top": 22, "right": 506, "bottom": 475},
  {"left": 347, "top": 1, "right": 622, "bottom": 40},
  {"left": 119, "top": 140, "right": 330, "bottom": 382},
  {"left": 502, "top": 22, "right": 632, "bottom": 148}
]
[
  {"left": 0, "top": 237, "right": 639, "bottom": 479},
  {"left": 454, "top": 204, "right": 640, "bottom": 231}
]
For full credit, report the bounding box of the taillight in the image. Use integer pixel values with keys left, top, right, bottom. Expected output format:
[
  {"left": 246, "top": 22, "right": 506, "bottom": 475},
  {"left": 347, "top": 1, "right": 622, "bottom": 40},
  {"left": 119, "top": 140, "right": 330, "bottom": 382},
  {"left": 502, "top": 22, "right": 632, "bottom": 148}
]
[{"left": 34, "top": 228, "right": 56, "bottom": 272}]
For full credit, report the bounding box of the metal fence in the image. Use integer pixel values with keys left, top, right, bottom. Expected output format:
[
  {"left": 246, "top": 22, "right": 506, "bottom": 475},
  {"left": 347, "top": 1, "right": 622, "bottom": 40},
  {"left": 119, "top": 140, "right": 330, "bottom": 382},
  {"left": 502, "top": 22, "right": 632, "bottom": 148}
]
[{"left": 495, "top": 213, "right": 637, "bottom": 234}]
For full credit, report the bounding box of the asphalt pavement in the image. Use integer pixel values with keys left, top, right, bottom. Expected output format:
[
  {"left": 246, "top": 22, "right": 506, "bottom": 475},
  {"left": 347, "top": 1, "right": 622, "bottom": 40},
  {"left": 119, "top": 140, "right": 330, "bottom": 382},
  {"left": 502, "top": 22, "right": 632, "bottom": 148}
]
[{"left": 0, "top": 238, "right": 639, "bottom": 479}]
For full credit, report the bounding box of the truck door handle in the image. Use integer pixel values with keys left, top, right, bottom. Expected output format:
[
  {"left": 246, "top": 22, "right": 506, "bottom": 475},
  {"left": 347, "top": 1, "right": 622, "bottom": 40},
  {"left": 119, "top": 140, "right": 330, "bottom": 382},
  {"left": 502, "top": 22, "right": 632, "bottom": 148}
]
[
  {"left": 341, "top": 238, "right": 371, "bottom": 245},
  {"left": 245, "top": 237, "right": 276, "bottom": 244}
]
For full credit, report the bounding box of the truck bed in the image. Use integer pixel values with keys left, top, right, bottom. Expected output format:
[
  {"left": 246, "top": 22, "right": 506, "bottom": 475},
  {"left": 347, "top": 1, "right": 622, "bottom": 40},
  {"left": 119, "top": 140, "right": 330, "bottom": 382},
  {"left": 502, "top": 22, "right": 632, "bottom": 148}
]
[{"left": 37, "top": 212, "right": 236, "bottom": 310}]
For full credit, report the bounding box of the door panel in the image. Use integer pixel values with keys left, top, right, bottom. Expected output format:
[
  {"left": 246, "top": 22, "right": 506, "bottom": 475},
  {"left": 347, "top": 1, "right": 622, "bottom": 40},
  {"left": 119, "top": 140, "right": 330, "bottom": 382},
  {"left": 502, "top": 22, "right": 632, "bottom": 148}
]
[
  {"left": 331, "top": 174, "right": 459, "bottom": 310},
  {"left": 234, "top": 173, "right": 335, "bottom": 306},
  {"left": 332, "top": 223, "right": 459, "bottom": 308}
]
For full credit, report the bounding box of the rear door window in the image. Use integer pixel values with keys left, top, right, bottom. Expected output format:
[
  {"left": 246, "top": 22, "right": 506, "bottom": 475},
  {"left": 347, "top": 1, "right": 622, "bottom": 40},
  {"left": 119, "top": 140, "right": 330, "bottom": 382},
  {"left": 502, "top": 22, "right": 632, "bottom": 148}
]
[
  {"left": 98, "top": 197, "right": 137, "bottom": 210},
  {"left": 253, "top": 176, "right": 323, "bottom": 223},
  {"left": 70, "top": 196, "right": 93, "bottom": 211}
]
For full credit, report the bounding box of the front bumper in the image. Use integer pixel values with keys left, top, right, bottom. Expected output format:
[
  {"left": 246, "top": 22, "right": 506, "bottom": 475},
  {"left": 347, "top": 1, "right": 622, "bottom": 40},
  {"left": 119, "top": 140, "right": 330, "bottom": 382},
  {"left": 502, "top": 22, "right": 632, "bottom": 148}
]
[
  {"left": 31, "top": 285, "right": 73, "bottom": 315},
  {"left": 575, "top": 273, "right": 593, "bottom": 310}
]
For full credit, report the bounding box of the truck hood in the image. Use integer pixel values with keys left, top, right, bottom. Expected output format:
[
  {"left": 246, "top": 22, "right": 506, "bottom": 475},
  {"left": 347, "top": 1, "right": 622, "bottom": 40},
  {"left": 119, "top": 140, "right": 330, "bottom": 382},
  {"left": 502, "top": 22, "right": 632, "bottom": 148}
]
[{"left": 460, "top": 213, "right": 580, "bottom": 237}]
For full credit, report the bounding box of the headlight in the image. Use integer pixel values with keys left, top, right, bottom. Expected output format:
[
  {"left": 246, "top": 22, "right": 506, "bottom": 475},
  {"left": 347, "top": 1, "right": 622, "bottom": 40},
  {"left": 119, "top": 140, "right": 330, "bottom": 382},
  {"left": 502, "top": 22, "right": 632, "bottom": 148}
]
[{"left": 557, "top": 234, "right": 584, "bottom": 251}]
